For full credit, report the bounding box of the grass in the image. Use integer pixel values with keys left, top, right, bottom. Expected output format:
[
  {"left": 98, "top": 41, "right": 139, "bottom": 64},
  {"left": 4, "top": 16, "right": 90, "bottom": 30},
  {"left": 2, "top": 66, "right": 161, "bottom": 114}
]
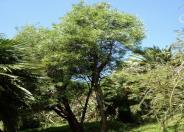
[
  {"left": 15, "top": 115, "right": 184, "bottom": 132},
  {"left": 22, "top": 121, "right": 128, "bottom": 132},
  {"left": 21, "top": 120, "right": 184, "bottom": 132},
  {"left": 131, "top": 123, "right": 184, "bottom": 132},
  {"left": 131, "top": 115, "right": 184, "bottom": 132}
]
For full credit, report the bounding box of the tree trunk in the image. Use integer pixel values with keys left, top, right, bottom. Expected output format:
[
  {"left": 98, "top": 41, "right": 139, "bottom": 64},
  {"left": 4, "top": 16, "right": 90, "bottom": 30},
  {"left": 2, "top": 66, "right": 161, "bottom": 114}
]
[
  {"left": 51, "top": 103, "right": 83, "bottom": 132},
  {"left": 62, "top": 98, "right": 84, "bottom": 132},
  {"left": 94, "top": 85, "right": 107, "bottom": 132},
  {"left": 160, "top": 119, "right": 167, "bottom": 132},
  {"left": 80, "top": 87, "right": 92, "bottom": 125},
  {"left": 52, "top": 84, "right": 84, "bottom": 132},
  {"left": 67, "top": 115, "right": 83, "bottom": 132},
  {"left": 51, "top": 105, "right": 83, "bottom": 132},
  {"left": 92, "top": 71, "right": 107, "bottom": 132}
]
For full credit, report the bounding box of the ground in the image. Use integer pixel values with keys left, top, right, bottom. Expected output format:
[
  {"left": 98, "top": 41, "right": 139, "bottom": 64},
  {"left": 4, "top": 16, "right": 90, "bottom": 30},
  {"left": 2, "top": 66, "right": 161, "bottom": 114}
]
[{"left": 21, "top": 120, "right": 184, "bottom": 132}]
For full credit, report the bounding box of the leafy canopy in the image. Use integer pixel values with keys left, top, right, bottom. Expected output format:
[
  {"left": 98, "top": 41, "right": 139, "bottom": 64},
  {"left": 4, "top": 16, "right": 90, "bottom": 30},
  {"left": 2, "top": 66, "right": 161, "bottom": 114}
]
[{"left": 52, "top": 2, "right": 145, "bottom": 76}]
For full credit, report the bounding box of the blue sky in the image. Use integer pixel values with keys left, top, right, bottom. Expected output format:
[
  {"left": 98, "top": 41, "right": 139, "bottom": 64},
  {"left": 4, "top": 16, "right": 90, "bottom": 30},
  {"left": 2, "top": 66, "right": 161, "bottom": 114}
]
[{"left": 0, "top": 0, "right": 183, "bottom": 48}]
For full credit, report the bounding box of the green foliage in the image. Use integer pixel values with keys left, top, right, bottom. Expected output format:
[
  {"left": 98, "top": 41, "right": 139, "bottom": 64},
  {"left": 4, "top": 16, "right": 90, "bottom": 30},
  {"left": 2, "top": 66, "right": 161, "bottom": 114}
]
[
  {"left": 10, "top": 2, "right": 184, "bottom": 132},
  {"left": 52, "top": 2, "right": 145, "bottom": 77},
  {"left": 139, "top": 63, "right": 184, "bottom": 130},
  {"left": 0, "top": 36, "right": 35, "bottom": 131}
]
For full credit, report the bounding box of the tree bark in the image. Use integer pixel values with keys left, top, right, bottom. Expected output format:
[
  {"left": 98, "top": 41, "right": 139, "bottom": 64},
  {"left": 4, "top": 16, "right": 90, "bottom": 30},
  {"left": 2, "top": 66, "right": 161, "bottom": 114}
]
[
  {"left": 62, "top": 98, "right": 84, "bottom": 132},
  {"left": 80, "top": 87, "right": 92, "bottom": 125},
  {"left": 94, "top": 84, "right": 107, "bottom": 132},
  {"left": 91, "top": 70, "right": 107, "bottom": 132},
  {"left": 50, "top": 98, "right": 84, "bottom": 132},
  {"left": 50, "top": 84, "right": 84, "bottom": 132}
]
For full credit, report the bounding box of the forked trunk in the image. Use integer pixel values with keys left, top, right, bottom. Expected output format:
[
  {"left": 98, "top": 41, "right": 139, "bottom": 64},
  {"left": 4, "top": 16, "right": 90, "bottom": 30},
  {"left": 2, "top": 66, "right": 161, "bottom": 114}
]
[
  {"left": 62, "top": 97, "right": 84, "bottom": 132},
  {"left": 50, "top": 98, "right": 84, "bottom": 132}
]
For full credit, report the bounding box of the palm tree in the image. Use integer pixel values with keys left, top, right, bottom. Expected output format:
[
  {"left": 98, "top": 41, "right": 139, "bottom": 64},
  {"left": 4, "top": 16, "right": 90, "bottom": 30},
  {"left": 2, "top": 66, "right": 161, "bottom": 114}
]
[
  {"left": 133, "top": 46, "right": 172, "bottom": 65},
  {"left": 0, "top": 36, "right": 33, "bottom": 132}
]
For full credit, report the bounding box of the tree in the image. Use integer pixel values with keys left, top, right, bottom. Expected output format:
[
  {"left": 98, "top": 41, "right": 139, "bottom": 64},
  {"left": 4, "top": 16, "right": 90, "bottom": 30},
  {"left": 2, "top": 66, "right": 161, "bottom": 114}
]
[
  {"left": 15, "top": 26, "right": 86, "bottom": 132},
  {"left": 102, "top": 77, "right": 134, "bottom": 123},
  {"left": 14, "top": 2, "right": 144, "bottom": 131},
  {"left": 133, "top": 46, "right": 172, "bottom": 65},
  {"left": 0, "top": 36, "right": 34, "bottom": 132},
  {"left": 53, "top": 2, "right": 144, "bottom": 131},
  {"left": 115, "top": 43, "right": 184, "bottom": 132},
  {"left": 138, "top": 63, "right": 184, "bottom": 132}
]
